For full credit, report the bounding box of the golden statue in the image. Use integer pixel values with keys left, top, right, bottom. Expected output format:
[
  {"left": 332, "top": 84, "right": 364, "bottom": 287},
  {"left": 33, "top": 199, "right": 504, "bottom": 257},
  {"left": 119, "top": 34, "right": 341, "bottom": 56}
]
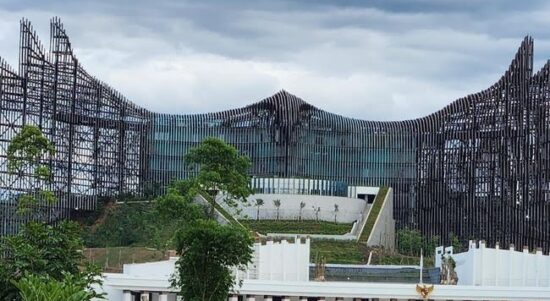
[{"left": 415, "top": 284, "right": 434, "bottom": 299}]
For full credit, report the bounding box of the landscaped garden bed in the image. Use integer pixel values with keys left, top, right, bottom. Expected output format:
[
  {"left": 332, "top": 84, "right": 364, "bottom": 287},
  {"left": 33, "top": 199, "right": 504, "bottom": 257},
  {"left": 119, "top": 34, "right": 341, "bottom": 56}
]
[{"left": 241, "top": 219, "right": 352, "bottom": 235}]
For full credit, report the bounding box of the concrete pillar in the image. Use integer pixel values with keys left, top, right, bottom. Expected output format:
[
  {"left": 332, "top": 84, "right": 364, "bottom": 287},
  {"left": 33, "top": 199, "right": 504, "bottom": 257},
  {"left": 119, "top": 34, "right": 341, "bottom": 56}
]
[
  {"left": 300, "top": 296, "right": 308, "bottom": 301},
  {"left": 282, "top": 296, "right": 290, "bottom": 301},
  {"left": 247, "top": 295, "right": 256, "bottom": 301},
  {"left": 264, "top": 295, "right": 273, "bottom": 301},
  {"left": 229, "top": 294, "right": 238, "bottom": 301},
  {"left": 159, "top": 293, "right": 169, "bottom": 301},
  {"left": 140, "top": 292, "right": 150, "bottom": 301},
  {"left": 123, "top": 291, "right": 132, "bottom": 301}
]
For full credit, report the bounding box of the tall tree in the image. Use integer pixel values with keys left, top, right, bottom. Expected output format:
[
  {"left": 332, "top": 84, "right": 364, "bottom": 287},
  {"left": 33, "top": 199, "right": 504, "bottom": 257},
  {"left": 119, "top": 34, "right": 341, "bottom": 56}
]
[
  {"left": 172, "top": 220, "right": 253, "bottom": 301},
  {"left": 184, "top": 137, "right": 253, "bottom": 211},
  {"left": 7, "top": 125, "right": 56, "bottom": 215}
]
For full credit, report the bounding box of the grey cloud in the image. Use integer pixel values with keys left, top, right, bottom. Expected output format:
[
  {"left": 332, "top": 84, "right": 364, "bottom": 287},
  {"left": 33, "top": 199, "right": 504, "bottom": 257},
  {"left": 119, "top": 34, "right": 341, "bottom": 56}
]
[{"left": 0, "top": 0, "right": 549, "bottom": 120}]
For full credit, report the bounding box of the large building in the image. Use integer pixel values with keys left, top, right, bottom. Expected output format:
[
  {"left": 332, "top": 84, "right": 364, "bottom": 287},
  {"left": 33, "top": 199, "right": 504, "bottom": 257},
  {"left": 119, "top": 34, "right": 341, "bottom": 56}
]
[{"left": 0, "top": 19, "right": 549, "bottom": 251}]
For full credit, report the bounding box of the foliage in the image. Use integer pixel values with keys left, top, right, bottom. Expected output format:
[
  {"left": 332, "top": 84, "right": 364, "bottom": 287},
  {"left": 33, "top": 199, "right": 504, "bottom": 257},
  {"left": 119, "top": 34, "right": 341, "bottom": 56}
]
[
  {"left": 449, "top": 232, "right": 462, "bottom": 253},
  {"left": 310, "top": 240, "right": 365, "bottom": 264},
  {"left": 171, "top": 220, "right": 253, "bottom": 301},
  {"left": 0, "top": 221, "right": 103, "bottom": 300},
  {"left": 84, "top": 202, "right": 158, "bottom": 248},
  {"left": 84, "top": 193, "right": 204, "bottom": 250},
  {"left": 6, "top": 125, "right": 56, "bottom": 215},
  {"left": 156, "top": 186, "right": 205, "bottom": 225},
  {"left": 184, "top": 137, "right": 253, "bottom": 209},
  {"left": 273, "top": 199, "right": 281, "bottom": 220},
  {"left": 6, "top": 125, "right": 55, "bottom": 173},
  {"left": 14, "top": 274, "right": 95, "bottom": 301},
  {"left": 397, "top": 228, "right": 439, "bottom": 257},
  {"left": 241, "top": 220, "right": 352, "bottom": 235},
  {"left": 359, "top": 186, "right": 388, "bottom": 242},
  {"left": 309, "top": 241, "right": 434, "bottom": 266}
]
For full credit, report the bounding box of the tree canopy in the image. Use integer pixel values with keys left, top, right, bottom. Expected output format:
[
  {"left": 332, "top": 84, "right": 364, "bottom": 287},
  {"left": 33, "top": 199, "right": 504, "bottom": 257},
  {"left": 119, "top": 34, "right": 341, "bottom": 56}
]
[
  {"left": 0, "top": 221, "right": 102, "bottom": 300},
  {"left": 14, "top": 274, "right": 95, "bottom": 301},
  {"left": 6, "top": 125, "right": 56, "bottom": 215},
  {"left": 171, "top": 219, "right": 253, "bottom": 301},
  {"left": 184, "top": 137, "right": 253, "bottom": 208}
]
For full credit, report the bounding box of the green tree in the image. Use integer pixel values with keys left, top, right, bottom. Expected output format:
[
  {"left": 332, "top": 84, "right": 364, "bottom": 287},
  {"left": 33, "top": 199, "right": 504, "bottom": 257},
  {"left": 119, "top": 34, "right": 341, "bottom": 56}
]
[
  {"left": 397, "top": 228, "right": 424, "bottom": 256},
  {"left": 449, "top": 232, "right": 462, "bottom": 253},
  {"left": 397, "top": 228, "right": 440, "bottom": 257},
  {"left": 273, "top": 199, "right": 281, "bottom": 220},
  {"left": 156, "top": 186, "right": 204, "bottom": 222},
  {"left": 171, "top": 220, "right": 253, "bottom": 301},
  {"left": 0, "top": 221, "right": 102, "bottom": 300},
  {"left": 184, "top": 137, "right": 253, "bottom": 212},
  {"left": 254, "top": 198, "right": 264, "bottom": 221},
  {"left": 7, "top": 125, "right": 56, "bottom": 215},
  {"left": 14, "top": 274, "right": 95, "bottom": 301}
]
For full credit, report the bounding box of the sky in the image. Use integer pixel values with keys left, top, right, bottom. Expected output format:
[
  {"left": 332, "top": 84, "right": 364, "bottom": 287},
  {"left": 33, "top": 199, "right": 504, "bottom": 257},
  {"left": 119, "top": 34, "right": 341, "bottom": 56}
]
[{"left": 0, "top": 0, "right": 550, "bottom": 121}]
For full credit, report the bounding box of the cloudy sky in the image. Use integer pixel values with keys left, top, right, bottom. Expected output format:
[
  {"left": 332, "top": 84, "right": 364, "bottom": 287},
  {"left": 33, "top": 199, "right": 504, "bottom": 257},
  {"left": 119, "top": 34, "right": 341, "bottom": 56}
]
[{"left": 1, "top": 0, "right": 550, "bottom": 120}]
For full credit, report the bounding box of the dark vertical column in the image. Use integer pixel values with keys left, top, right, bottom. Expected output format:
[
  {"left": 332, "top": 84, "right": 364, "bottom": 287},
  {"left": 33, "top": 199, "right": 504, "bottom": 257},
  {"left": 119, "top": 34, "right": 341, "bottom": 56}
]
[
  {"left": 66, "top": 59, "right": 78, "bottom": 207},
  {"left": 118, "top": 103, "right": 126, "bottom": 195}
]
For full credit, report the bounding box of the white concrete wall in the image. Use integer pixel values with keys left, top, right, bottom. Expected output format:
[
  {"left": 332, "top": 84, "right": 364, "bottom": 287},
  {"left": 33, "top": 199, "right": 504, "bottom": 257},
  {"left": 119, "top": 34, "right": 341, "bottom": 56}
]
[
  {"left": 253, "top": 238, "right": 310, "bottom": 281},
  {"left": 96, "top": 275, "right": 550, "bottom": 301},
  {"left": 222, "top": 194, "right": 366, "bottom": 223},
  {"left": 123, "top": 257, "right": 177, "bottom": 278},
  {"left": 96, "top": 239, "right": 311, "bottom": 300},
  {"left": 446, "top": 241, "right": 550, "bottom": 287}
]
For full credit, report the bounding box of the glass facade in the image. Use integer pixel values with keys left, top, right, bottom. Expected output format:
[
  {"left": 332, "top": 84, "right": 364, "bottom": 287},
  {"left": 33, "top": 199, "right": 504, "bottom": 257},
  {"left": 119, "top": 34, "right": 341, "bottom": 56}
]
[{"left": 0, "top": 19, "right": 548, "bottom": 251}]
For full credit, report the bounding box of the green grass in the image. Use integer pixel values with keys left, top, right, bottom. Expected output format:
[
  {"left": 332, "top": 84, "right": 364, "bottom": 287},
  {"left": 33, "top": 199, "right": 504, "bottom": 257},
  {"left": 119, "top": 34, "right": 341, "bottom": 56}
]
[
  {"left": 310, "top": 240, "right": 365, "bottom": 264},
  {"left": 310, "top": 240, "right": 434, "bottom": 266},
  {"left": 83, "top": 247, "right": 166, "bottom": 272},
  {"left": 359, "top": 186, "right": 389, "bottom": 242},
  {"left": 240, "top": 220, "right": 352, "bottom": 235}
]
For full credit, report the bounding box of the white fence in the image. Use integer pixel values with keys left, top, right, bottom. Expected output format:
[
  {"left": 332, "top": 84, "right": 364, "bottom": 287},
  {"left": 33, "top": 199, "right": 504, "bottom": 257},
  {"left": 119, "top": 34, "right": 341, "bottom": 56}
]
[{"left": 439, "top": 241, "right": 550, "bottom": 287}]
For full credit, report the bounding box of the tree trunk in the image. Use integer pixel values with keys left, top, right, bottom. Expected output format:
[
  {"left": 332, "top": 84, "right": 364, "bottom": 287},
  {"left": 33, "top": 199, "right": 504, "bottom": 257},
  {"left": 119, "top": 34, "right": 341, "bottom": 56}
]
[{"left": 256, "top": 207, "right": 260, "bottom": 221}]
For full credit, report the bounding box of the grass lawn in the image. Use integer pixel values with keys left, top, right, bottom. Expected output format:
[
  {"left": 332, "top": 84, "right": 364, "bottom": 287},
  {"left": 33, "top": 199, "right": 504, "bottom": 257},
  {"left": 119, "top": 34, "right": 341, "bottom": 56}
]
[
  {"left": 310, "top": 240, "right": 434, "bottom": 266},
  {"left": 310, "top": 240, "right": 366, "bottom": 264},
  {"left": 240, "top": 219, "right": 352, "bottom": 235}
]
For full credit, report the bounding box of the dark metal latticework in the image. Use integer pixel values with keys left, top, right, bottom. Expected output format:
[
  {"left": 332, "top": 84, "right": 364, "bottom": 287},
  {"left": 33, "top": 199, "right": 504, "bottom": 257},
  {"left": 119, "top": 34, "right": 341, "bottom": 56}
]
[{"left": 0, "top": 19, "right": 548, "bottom": 251}]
